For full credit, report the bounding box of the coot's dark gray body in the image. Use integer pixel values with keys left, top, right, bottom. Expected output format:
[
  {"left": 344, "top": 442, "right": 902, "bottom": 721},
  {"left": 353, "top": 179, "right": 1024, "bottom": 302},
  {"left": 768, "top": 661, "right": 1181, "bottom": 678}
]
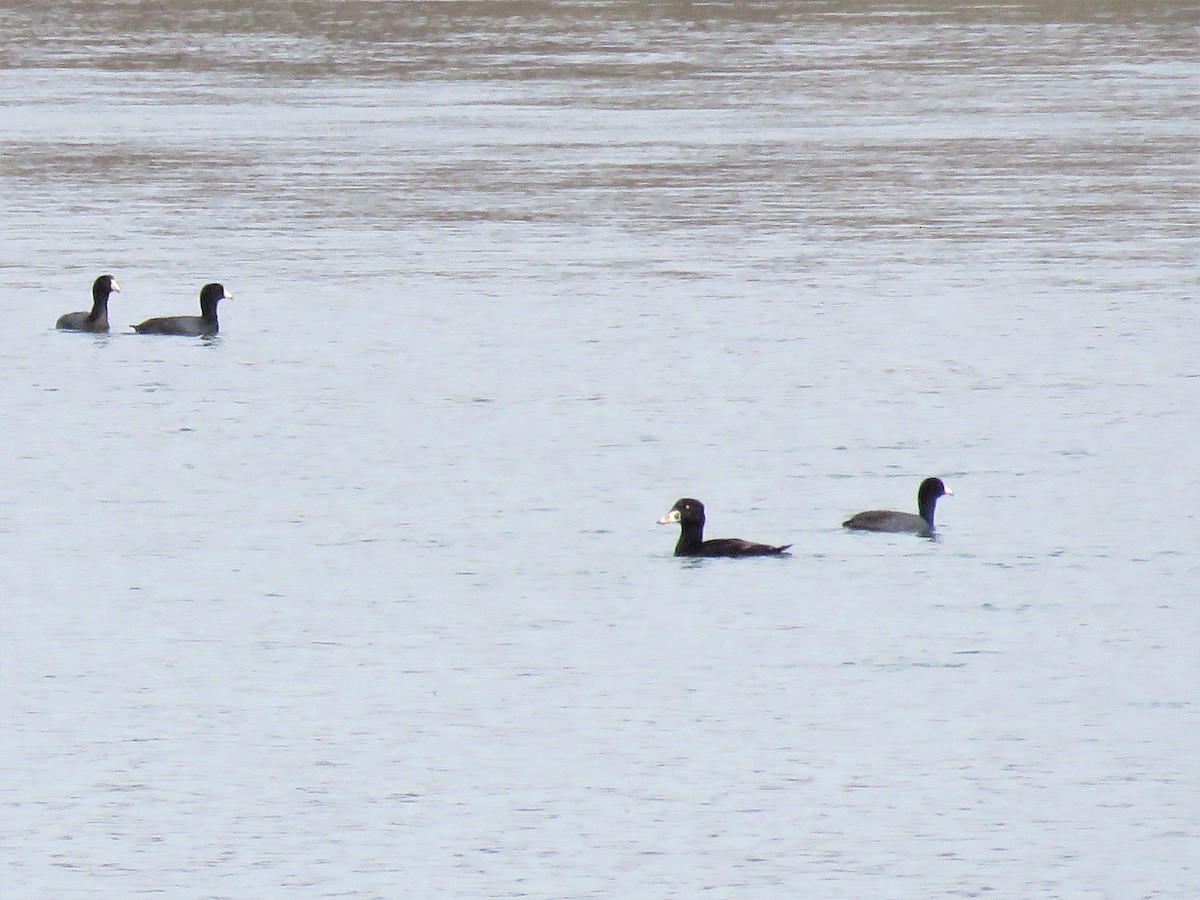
[
  {"left": 56, "top": 275, "right": 120, "bottom": 333},
  {"left": 134, "top": 283, "right": 230, "bottom": 336},
  {"left": 658, "top": 498, "right": 791, "bottom": 558},
  {"left": 843, "top": 477, "right": 952, "bottom": 538}
]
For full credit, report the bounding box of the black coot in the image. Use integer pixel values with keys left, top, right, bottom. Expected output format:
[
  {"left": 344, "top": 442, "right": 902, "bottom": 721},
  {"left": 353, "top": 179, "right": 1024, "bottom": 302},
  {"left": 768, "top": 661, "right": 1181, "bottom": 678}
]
[
  {"left": 134, "top": 283, "right": 231, "bottom": 336},
  {"left": 842, "top": 477, "right": 952, "bottom": 538},
  {"left": 658, "top": 498, "right": 791, "bottom": 558},
  {"left": 56, "top": 274, "right": 120, "bottom": 333}
]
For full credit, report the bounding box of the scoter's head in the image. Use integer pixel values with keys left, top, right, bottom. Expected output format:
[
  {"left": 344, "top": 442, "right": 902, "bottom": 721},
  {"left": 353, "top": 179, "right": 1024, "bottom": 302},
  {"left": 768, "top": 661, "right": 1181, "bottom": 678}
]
[{"left": 657, "top": 498, "right": 705, "bottom": 529}]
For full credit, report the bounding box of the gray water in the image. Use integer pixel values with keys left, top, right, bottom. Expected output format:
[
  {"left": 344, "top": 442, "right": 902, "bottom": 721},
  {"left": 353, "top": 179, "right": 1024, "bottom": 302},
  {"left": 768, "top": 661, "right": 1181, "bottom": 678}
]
[{"left": 2, "top": 3, "right": 1198, "bottom": 897}]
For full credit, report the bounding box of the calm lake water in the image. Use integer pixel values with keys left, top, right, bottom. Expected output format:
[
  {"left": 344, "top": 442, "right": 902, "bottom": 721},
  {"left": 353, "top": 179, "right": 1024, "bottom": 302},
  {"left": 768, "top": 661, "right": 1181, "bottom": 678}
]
[{"left": 2, "top": 2, "right": 1198, "bottom": 897}]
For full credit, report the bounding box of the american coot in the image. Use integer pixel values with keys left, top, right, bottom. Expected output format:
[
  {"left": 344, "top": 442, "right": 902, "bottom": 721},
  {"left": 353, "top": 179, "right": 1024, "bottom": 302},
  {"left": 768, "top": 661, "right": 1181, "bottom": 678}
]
[
  {"left": 842, "top": 477, "right": 952, "bottom": 538},
  {"left": 133, "top": 283, "right": 231, "bottom": 336},
  {"left": 56, "top": 275, "right": 120, "bottom": 333},
  {"left": 658, "top": 498, "right": 791, "bottom": 558}
]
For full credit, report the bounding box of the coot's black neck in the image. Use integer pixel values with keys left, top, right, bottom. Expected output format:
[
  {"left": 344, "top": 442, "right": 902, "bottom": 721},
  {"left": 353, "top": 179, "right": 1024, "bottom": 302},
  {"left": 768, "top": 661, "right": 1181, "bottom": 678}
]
[
  {"left": 917, "top": 497, "right": 937, "bottom": 527},
  {"left": 199, "top": 297, "right": 220, "bottom": 324},
  {"left": 89, "top": 282, "right": 110, "bottom": 321}
]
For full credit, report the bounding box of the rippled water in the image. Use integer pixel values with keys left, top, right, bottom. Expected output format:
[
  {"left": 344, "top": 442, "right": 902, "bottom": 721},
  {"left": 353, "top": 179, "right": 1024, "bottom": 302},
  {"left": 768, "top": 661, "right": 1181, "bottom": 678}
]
[{"left": 2, "top": 3, "right": 1198, "bottom": 897}]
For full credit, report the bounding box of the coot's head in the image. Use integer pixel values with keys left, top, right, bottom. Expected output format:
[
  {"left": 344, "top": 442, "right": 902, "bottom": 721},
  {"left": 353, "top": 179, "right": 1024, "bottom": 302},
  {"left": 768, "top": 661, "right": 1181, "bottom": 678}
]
[
  {"left": 918, "top": 477, "right": 951, "bottom": 504},
  {"left": 200, "top": 283, "right": 231, "bottom": 306},
  {"left": 657, "top": 498, "right": 705, "bottom": 528},
  {"left": 917, "top": 477, "right": 952, "bottom": 524},
  {"left": 94, "top": 274, "right": 120, "bottom": 298}
]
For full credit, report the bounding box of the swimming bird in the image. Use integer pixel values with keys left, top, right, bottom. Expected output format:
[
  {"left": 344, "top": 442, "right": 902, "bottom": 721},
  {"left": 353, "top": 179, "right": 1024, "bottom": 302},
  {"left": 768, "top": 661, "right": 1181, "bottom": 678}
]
[
  {"left": 657, "top": 498, "right": 791, "bottom": 558},
  {"left": 56, "top": 274, "right": 120, "bottom": 332},
  {"left": 133, "top": 283, "right": 231, "bottom": 336},
  {"left": 842, "top": 477, "right": 952, "bottom": 538}
]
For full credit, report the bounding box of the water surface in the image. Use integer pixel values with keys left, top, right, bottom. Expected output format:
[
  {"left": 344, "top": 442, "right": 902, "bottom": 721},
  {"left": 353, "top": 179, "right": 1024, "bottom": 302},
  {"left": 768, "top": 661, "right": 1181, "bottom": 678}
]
[{"left": 2, "top": 3, "right": 1198, "bottom": 897}]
